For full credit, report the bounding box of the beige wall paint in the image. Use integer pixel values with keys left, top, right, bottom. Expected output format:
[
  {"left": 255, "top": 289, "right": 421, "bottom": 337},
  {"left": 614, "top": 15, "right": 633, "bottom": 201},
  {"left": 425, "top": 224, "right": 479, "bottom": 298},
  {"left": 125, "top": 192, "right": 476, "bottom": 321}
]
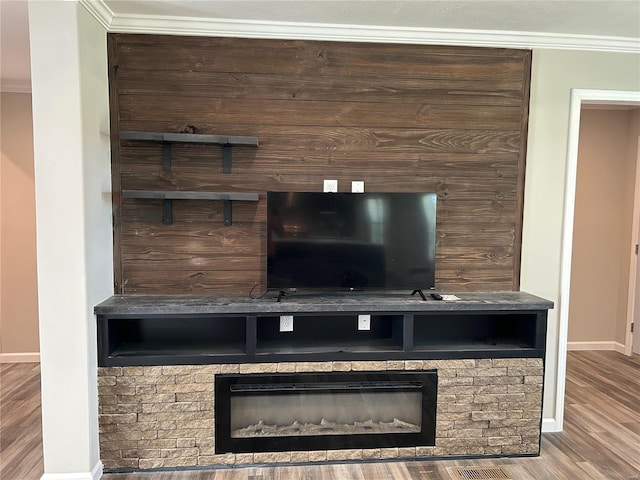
[
  {"left": 522, "top": 49, "right": 640, "bottom": 428},
  {"left": 568, "top": 109, "right": 637, "bottom": 344},
  {"left": 0, "top": 92, "right": 39, "bottom": 355}
]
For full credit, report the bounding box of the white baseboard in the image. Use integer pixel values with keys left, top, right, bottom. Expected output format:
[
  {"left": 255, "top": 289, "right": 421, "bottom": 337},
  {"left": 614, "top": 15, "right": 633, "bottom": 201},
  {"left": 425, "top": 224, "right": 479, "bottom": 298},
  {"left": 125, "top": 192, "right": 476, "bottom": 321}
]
[
  {"left": 541, "top": 417, "right": 560, "bottom": 433},
  {"left": 567, "top": 341, "right": 625, "bottom": 353},
  {"left": 40, "top": 461, "right": 102, "bottom": 480},
  {"left": 0, "top": 352, "right": 40, "bottom": 363}
]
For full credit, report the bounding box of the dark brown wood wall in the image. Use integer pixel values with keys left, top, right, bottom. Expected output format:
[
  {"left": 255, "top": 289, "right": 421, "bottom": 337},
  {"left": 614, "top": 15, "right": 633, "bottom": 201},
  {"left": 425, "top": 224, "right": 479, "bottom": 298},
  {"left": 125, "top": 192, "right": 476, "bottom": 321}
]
[{"left": 108, "top": 34, "right": 531, "bottom": 295}]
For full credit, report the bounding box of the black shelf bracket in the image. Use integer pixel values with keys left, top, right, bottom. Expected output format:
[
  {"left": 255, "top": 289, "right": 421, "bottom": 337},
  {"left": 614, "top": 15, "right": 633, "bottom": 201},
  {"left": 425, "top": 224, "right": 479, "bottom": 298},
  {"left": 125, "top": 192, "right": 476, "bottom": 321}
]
[
  {"left": 162, "top": 199, "right": 173, "bottom": 225},
  {"left": 223, "top": 199, "right": 232, "bottom": 226},
  {"left": 222, "top": 142, "right": 232, "bottom": 174},
  {"left": 162, "top": 143, "right": 172, "bottom": 172}
]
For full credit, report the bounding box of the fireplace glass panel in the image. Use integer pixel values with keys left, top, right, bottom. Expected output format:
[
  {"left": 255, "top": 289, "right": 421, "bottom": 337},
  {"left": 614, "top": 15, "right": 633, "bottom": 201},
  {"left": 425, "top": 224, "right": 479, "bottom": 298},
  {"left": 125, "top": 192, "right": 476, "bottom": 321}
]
[
  {"left": 231, "top": 390, "right": 422, "bottom": 438},
  {"left": 215, "top": 372, "right": 437, "bottom": 453}
]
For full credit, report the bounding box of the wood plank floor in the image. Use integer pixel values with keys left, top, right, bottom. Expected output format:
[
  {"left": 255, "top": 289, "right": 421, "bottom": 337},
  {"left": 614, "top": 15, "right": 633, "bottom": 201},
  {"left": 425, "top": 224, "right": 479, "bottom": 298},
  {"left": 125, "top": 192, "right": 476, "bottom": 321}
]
[
  {"left": 0, "top": 362, "right": 43, "bottom": 480},
  {"left": 1, "top": 351, "right": 639, "bottom": 479}
]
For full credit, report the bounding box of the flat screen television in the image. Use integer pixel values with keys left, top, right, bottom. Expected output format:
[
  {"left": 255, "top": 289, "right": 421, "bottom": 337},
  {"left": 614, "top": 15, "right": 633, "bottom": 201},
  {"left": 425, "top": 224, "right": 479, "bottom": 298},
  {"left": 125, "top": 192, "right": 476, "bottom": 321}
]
[{"left": 267, "top": 192, "right": 437, "bottom": 292}]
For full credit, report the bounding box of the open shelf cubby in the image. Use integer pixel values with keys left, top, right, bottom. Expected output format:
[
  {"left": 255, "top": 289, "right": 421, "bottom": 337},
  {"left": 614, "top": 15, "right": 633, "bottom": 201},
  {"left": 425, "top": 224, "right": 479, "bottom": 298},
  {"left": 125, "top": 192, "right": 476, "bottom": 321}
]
[
  {"left": 255, "top": 314, "right": 404, "bottom": 355},
  {"left": 101, "top": 315, "right": 247, "bottom": 365},
  {"left": 412, "top": 312, "right": 544, "bottom": 353}
]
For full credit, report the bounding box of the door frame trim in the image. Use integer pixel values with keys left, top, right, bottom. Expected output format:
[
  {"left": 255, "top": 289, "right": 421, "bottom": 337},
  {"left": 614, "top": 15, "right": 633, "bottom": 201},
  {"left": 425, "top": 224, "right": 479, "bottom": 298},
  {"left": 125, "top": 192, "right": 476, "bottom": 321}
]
[{"left": 625, "top": 135, "right": 640, "bottom": 356}]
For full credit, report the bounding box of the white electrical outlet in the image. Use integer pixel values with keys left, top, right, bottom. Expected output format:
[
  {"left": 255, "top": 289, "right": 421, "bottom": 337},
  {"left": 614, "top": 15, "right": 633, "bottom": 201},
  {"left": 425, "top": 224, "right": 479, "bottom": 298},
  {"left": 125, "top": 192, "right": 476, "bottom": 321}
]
[
  {"left": 352, "top": 181, "right": 365, "bottom": 193},
  {"left": 323, "top": 179, "right": 338, "bottom": 193},
  {"left": 358, "top": 314, "right": 371, "bottom": 331},
  {"left": 280, "top": 315, "right": 294, "bottom": 332}
]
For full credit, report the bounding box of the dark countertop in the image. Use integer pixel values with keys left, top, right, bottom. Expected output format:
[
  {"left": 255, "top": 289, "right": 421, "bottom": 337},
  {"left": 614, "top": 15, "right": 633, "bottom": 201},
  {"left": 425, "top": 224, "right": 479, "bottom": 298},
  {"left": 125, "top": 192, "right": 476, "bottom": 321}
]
[{"left": 94, "top": 291, "right": 553, "bottom": 316}]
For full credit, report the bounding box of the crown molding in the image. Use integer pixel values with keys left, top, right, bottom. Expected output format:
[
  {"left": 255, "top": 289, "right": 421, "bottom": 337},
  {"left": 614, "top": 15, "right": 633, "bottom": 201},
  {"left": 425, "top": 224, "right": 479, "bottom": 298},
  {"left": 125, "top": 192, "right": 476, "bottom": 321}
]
[
  {"left": 79, "top": 0, "right": 113, "bottom": 30},
  {"left": 82, "top": 1, "right": 640, "bottom": 53},
  {"left": 1, "top": 79, "right": 32, "bottom": 93}
]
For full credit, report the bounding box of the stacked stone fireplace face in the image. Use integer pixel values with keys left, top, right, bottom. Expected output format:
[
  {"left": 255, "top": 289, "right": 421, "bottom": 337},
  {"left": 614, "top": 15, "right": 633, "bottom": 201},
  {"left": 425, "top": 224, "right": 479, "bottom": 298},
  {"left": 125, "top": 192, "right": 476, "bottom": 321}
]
[{"left": 98, "top": 358, "right": 543, "bottom": 470}]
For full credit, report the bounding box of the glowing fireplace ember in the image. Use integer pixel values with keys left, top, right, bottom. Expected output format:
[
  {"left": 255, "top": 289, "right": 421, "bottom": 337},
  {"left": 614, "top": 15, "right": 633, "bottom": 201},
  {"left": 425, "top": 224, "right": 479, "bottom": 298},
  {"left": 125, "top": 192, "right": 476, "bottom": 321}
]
[{"left": 232, "top": 417, "right": 421, "bottom": 438}]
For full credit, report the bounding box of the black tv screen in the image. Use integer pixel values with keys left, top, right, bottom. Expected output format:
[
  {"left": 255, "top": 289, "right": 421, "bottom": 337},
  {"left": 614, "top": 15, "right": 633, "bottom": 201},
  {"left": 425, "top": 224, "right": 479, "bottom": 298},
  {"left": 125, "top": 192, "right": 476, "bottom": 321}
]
[{"left": 267, "top": 192, "right": 437, "bottom": 291}]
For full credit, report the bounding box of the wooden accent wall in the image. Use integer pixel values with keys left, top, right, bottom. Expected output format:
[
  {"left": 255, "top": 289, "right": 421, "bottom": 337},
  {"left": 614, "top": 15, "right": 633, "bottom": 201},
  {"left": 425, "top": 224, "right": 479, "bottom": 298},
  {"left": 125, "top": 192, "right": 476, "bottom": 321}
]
[{"left": 108, "top": 34, "right": 531, "bottom": 295}]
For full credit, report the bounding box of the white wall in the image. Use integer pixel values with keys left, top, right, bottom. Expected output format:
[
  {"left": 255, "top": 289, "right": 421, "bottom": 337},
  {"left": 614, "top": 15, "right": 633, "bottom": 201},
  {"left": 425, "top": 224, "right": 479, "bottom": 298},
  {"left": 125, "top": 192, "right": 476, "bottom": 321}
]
[
  {"left": 522, "top": 49, "right": 640, "bottom": 431},
  {"left": 29, "top": 1, "right": 112, "bottom": 478}
]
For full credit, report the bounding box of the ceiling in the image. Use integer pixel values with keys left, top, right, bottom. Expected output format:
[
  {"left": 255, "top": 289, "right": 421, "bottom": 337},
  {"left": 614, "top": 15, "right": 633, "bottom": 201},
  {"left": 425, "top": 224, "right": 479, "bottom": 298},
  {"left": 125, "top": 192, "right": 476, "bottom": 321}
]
[
  {"left": 101, "top": 0, "right": 640, "bottom": 38},
  {"left": 2, "top": 0, "right": 640, "bottom": 91}
]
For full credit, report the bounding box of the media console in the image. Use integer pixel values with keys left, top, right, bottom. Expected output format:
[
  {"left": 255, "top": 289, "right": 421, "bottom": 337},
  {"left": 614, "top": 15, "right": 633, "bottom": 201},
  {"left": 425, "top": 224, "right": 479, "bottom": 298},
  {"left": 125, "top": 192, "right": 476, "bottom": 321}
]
[
  {"left": 96, "top": 291, "right": 550, "bottom": 367},
  {"left": 94, "top": 292, "right": 552, "bottom": 471}
]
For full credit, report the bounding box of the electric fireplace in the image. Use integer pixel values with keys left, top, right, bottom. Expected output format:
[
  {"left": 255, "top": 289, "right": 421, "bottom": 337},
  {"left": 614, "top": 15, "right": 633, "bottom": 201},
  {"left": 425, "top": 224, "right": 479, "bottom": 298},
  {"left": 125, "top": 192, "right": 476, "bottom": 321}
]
[{"left": 215, "top": 371, "right": 437, "bottom": 454}]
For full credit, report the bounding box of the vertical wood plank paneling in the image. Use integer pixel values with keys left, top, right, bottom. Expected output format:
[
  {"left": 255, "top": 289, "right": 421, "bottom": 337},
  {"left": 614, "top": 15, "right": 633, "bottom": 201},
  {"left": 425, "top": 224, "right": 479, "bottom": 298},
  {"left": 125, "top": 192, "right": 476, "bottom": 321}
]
[{"left": 108, "top": 35, "right": 531, "bottom": 295}]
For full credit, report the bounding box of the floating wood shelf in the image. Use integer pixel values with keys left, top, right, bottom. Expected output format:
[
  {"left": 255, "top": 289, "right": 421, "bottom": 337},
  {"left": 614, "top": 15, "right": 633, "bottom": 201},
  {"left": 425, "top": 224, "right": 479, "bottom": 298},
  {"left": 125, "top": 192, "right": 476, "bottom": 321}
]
[
  {"left": 122, "top": 190, "right": 259, "bottom": 226},
  {"left": 120, "top": 131, "right": 259, "bottom": 173}
]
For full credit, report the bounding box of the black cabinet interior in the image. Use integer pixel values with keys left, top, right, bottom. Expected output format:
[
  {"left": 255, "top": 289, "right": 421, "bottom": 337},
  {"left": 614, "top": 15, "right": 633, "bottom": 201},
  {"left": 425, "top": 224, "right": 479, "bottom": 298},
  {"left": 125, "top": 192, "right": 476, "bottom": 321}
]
[
  {"left": 413, "top": 312, "right": 541, "bottom": 351},
  {"left": 255, "top": 314, "right": 404, "bottom": 354},
  {"left": 104, "top": 315, "right": 246, "bottom": 360}
]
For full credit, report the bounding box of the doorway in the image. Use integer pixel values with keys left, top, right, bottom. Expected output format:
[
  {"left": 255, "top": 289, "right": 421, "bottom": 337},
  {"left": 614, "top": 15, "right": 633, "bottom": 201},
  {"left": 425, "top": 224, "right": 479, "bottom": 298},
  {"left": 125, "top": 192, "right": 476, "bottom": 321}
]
[
  {"left": 568, "top": 107, "right": 640, "bottom": 353},
  {"left": 557, "top": 89, "right": 640, "bottom": 431}
]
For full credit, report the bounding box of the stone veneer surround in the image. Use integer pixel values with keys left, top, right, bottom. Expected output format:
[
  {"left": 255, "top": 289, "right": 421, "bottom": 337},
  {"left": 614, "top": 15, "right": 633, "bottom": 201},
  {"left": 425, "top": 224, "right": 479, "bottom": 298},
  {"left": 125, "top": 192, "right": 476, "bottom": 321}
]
[{"left": 98, "top": 358, "right": 543, "bottom": 470}]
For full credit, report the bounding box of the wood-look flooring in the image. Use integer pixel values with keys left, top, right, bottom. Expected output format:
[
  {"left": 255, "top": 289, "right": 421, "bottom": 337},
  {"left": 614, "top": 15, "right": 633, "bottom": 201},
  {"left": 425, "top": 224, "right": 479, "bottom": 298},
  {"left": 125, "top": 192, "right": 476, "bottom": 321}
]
[
  {"left": 1, "top": 351, "right": 639, "bottom": 479},
  {"left": 0, "top": 362, "right": 43, "bottom": 480}
]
